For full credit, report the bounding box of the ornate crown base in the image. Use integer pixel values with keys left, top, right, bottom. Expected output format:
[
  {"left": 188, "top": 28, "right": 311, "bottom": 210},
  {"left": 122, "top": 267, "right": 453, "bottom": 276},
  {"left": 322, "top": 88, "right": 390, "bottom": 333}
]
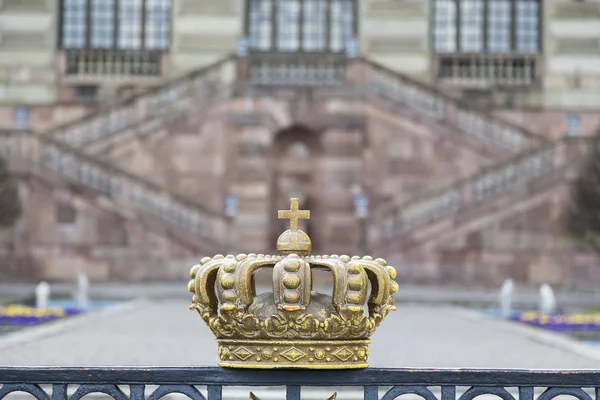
[{"left": 217, "top": 339, "right": 370, "bottom": 369}]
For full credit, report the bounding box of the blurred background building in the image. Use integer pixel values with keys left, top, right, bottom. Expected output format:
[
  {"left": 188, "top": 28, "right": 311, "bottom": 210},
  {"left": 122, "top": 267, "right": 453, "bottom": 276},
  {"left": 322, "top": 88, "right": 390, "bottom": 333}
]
[{"left": 0, "top": 0, "right": 599, "bottom": 287}]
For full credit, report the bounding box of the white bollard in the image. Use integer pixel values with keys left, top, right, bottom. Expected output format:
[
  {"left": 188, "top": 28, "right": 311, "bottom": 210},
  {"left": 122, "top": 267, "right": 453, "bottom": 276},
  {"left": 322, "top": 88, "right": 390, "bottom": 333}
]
[
  {"left": 35, "top": 281, "right": 50, "bottom": 309},
  {"left": 75, "top": 273, "right": 90, "bottom": 311},
  {"left": 539, "top": 283, "right": 557, "bottom": 315},
  {"left": 499, "top": 278, "right": 514, "bottom": 318}
]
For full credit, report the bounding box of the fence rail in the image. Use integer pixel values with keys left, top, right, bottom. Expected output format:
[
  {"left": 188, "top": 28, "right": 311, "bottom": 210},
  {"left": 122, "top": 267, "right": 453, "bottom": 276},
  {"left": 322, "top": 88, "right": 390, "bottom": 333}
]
[{"left": 1, "top": 367, "right": 599, "bottom": 400}]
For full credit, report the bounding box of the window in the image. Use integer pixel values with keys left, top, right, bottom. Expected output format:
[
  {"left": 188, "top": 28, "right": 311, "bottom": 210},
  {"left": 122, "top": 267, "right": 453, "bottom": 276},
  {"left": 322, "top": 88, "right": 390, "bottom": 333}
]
[
  {"left": 60, "top": 0, "right": 171, "bottom": 50},
  {"left": 145, "top": 0, "right": 171, "bottom": 49},
  {"left": 433, "top": 0, "right": 541, "bottom": 53},
  {"left": 62, "top": 0, "right": 87, "bottom": 48},
  {"left": 74, "top": 85, "right": 99, "bottom": 103},
  {"left": 246, "top": 0, "right": 356, "bottom": 52},
  {"left": 303, "top": 0, "right": 327, "bottom": 51},
  {"left": 90, "top": 0, "right": 115, "bottom": 48},
  {"left": 460, "top": 0, "right": 484, "bottom": 52},
  {"left": 488, "top": 0, "right": 511, "bottom": 52},
  {"left": 248, "top": 0, "right": 272, "bottom": 51},
  {"left": 276, "top": 0, "right": 301, "bottom": 51}
]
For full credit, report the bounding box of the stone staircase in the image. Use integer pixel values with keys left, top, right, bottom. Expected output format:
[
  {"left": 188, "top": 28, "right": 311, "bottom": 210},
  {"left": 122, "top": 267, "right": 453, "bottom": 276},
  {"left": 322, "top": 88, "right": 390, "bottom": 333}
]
[
  {"left": 38, "top": 55, "right": 552, "bottom": 231},
  {"left": 5, "top": 170, "right": 200, "bottom": 281},
  {"left": 0, "top": 130, "right": 227, "bottom": 258},
  {"left": 348, "top": 57, "right": 547, "bottom": 156},
  {"left": 369, "top": 137, "right": 591, "bottom": 259},
  {"left": 2, "top": 53, "right": 557, "bottom": 268},
  {"left": 45, "top": 55, "right": 547, "bottom": 161},
  {"left": 33, "top": 55, "right": 550, "bottom": 203},
  {"left": 46, "top": 55, "right": 236, "bottom": 157}
]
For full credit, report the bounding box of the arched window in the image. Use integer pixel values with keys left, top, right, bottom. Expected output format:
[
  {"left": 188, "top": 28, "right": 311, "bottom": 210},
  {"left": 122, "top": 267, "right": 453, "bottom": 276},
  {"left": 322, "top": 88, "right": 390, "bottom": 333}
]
[
  {"left": 246, "top": 0, "right": 357, "bottom": 52},
  {"left": 60, "top": 0, "right": 171, "bottom": 50},
  {"left": 433, "top": 0, "right": 541, "bottom": 54}
]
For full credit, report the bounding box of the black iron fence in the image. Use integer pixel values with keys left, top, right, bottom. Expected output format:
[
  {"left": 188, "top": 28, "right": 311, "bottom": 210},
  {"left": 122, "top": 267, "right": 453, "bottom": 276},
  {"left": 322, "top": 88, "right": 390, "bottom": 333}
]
[{"left": 1, "top": 367, "right": 599, "bottom": 400}]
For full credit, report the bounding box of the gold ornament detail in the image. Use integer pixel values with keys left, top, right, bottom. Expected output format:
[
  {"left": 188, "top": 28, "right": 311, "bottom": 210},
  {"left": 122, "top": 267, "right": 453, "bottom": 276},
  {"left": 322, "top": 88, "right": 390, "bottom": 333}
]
[{"left": 189, "top": 198, "right": 398, "bottom": 369}]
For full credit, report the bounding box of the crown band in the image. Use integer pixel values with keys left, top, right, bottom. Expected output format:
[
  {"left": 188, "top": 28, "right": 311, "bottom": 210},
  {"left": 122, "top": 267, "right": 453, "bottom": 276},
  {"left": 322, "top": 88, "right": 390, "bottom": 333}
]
[{"left": 218, "top": 339, "right": 370, "bottom": 369}]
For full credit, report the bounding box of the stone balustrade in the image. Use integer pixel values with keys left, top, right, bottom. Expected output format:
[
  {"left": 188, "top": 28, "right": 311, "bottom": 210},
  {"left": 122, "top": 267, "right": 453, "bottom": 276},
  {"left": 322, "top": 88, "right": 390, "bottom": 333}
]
[
  {"left": 242, "top": 52, "right": 348, "bottom": 86},
  {"left": 456, "top": 109, "right": 527, "bottom": 151},
  {"left": 378, "top": 138, "right": 589, "bottom": 241},
  {"left": 0, "top": 130, "right": 226, "bottom": 250},
  {"left": 369, "top": 65, "right": 445, "bottom": 120},
  {"left": 355, "top": 58, "right": 543, "bottom": 153},
  {"left": 435, "top": 53, "right": 539, "bottom": 87},
  {"left": 49, "top": 53, "right": 547, "bottom": 160},
  {"left": 51, "top": 56, "right": 235, "bottom": 149},
  {"left": 62, "top": 49, "right": 164, "bottom": 77},
  {"left": 26, "top": 52, "right": 555, "bottom": 256},
  {"left": 0, "top": 131, "right": 32, "bottom": 160},
  {"left": 51, "top": 53, "right": 543, "bottom": 162}
]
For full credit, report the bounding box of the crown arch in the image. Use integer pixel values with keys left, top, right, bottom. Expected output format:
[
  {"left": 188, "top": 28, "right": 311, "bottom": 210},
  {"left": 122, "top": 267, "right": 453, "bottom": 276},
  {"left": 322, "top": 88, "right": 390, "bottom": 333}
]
[{"left": 269, "top": 125, "right": 324, "bottom": 253}]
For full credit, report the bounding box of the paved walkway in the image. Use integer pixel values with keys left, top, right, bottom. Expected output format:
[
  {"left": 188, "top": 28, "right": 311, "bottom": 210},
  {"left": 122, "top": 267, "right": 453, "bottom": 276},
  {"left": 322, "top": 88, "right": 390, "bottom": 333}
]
[
  {"left": 1, "top": 300, "right": 599, "bottom": 368},
  {"left": 3, "top": 283, "right": 600, "bottom": 309}
]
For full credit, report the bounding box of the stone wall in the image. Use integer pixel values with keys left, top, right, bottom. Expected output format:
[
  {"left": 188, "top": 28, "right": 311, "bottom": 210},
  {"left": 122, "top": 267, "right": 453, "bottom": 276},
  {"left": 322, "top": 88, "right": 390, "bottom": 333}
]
[
  {"left": 360, "top": 0, "right": 430, "bottom": 81},
  {"left": 380, "top": 174, "right": 600, "bottom": 289},
  {"left": 0, "top": 174, "right": 197, "bottom": 283},
  {"left": 364, "top": 104, "right": 493, "bottom": 205},
  {"left": 495, "top": 109, "right": 600, "bottom": 139},
  {"left": 86, "top": 91, "right": 506, "bottom": 256},
  {"left": 170, "top": 0, "right": 243, "bottom": 72},
  {"left": 543, "top": 1, "right": 600, "bottom": 108},
  {"left": 0, "top": 0, "right": 58, "bottom": 105},
  {"left": 0, "top": 105, "right": 92, "bottom": 130}
]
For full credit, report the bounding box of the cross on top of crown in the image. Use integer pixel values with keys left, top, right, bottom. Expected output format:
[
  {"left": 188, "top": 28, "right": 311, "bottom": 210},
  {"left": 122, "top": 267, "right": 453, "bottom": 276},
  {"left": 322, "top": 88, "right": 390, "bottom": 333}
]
[{"left": 278, "top": 198, "right": 310, "bottom": 231}]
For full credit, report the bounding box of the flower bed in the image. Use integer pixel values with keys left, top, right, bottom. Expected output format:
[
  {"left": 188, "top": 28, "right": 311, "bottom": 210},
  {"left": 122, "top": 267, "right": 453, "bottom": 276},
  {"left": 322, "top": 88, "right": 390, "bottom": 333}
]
[
  {"left": 511, "top": 311, "right": 600, "bottom": 332},
  {"left": 0, "top": 305, "right": 81, "bottom": 328}
]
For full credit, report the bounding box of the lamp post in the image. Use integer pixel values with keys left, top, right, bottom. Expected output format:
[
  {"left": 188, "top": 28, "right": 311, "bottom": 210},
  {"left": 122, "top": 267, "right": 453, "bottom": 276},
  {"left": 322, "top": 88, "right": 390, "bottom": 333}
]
[
  {"left": 353, "top": 185, "right": 369, "bottom": 255},
  {"left": 225, "top": 193, "right": 238, "bottom": 254}
]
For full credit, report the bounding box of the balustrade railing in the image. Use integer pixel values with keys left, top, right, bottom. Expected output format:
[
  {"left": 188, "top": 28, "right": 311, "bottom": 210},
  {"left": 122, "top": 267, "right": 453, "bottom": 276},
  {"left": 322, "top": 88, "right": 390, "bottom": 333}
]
[
  {"left": 49, "top": 51, "right": 549, "bottom": 161},
  {"left": 63, "top": 50, "right": 164, "bottom": 77},
  {"left": 240, "top": 52, "right": 348, "bottom": 86},
  {"left": 0, "top": 130, "right": 226, "bottom": 251},
  {"left": 34, "top": 52, "right": 555, "bottom": 252},
  {"left": 435, "top": 54, "right": 540, "bottom": 87},
  {"left": 51, "top": 53, "right": 545, "bottom": 161},
  {"left": 374, "top": 137, "right": 590, "bottom": 242},
  {"left": 50, "top": 55, "right": 236, "bottom": 150},
  {"left": 354, "top": 58, "right": 545, "bottom": 152},
  {"left": 0, "top": 367, "right": 599, "bottom": 400}
]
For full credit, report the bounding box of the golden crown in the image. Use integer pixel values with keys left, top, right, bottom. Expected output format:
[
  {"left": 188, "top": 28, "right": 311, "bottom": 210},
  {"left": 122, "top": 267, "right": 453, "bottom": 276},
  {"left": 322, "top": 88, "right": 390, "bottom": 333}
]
[{"left": 189, "top": 198, "right": 398, "bottom": 369}]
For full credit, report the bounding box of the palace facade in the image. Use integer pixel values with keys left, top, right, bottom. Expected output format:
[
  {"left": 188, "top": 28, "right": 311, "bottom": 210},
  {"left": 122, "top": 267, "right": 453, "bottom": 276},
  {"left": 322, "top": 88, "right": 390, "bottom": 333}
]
[{"left": 0, "top": 0, "right": 600, "bottom": 286}]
